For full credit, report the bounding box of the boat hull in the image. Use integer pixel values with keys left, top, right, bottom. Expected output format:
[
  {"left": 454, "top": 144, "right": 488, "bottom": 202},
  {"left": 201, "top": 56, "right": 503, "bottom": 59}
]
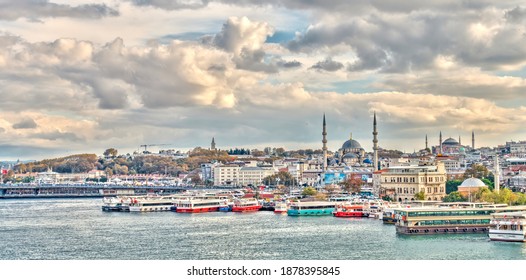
[
  {"left": 489, "top": 230, "right": 526, "bottom": 242},
  {"left": 396, "top": 225, "right": 488, "bottom": 235},
  {"left": 333, "top": 211, "right": 366, "bottom": 218},
  {"left": 287, "top": 208, "right": 335, "bottom": 216},
  {"left": 232, "top": 205, "right": 262, "bottom": 212},
  {"left": 176, "top": 207, "right": 219, "bottom": 213}
]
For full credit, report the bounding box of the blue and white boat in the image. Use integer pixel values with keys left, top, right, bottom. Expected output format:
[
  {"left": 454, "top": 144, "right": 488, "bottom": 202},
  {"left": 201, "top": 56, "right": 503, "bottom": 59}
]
[{"left": 287, "top": 201, "right": 336, "bottom": 216}]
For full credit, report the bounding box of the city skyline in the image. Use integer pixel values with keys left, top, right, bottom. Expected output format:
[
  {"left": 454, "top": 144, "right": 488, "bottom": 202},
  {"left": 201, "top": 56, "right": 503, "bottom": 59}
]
[{"left": 1, "top": 1, "right": 526, "bottom": 161}]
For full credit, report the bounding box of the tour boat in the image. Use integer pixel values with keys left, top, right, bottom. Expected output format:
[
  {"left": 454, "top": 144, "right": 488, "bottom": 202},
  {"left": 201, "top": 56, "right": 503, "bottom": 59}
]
[
  {"left": 231, "top": 198, "right": 262, "bottom": 212},
  {"left": 273, "top": 202, "right": 288, "bottom": 214},
  {"left": 176, "top": 199, "right": 226, "bottom": 213},
  {"left": 333, "top": 204, "right": 367, "bottom": 218},
  {"left": 394, "top": 205, "right": 526, "bottom": 235},
  {"left": 287, "top": 201, "right": 336, "bottom": 216},
  {"left": 489, "top": 211, "right": 526, "bottom": 242},
  {"left": 128, "top": 195, "right": 179, "bottom": 212}
]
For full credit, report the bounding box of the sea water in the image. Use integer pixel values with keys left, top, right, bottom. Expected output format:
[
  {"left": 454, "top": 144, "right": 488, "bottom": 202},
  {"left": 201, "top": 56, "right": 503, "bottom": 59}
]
[{"left": 1, "top": 198, "right": 525, "bottom": 260}]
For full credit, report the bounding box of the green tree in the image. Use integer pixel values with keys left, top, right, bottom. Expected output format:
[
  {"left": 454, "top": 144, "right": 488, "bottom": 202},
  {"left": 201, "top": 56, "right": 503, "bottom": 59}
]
[
  {"left": 302, "top": 186, "right": 317, "bottom": 196},
  {"left": 443, "top": 191, "right": 466, "bottom": 202},
  {"left": 446, "top": 180, "right": 462, "bottom": 194},
  {"left": 414, "top": 191, "right": 425, "bottom": 200}
]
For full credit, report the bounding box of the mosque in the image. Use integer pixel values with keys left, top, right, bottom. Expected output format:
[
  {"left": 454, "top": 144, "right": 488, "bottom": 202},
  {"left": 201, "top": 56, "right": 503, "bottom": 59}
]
[
  {"left": 431, "top": 131, "right": 475, "bottom": 155},
  {"left": 321, "top": 113, "right": 379, "bottom": 169},
  {"left": 336, "top": 134, "right": 366, "bottom": 166}
]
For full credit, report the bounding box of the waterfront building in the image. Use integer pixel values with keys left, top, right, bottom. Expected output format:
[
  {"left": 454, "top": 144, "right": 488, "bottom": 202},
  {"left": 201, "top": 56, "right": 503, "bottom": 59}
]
[{"left": 379, "top": 161, "right": 447, "bottom": 202}]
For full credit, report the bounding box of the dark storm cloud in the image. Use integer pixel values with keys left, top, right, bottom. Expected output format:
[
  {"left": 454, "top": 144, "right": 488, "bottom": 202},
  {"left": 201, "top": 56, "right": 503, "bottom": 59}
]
[
  {"left": 0, "top": 0, "right": 119, "bottom": 21},
  {"left": 310, "top": 58, "right": 344, "bottom": 72},
  {"left": 12, "top": 119, "right": 37, "bottom": 129}
]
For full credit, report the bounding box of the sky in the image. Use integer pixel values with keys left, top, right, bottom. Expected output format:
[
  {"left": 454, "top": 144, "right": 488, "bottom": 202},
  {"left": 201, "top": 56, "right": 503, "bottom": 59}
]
[{"left": 1, "top": 0, "right": 526, "bottom": 161}]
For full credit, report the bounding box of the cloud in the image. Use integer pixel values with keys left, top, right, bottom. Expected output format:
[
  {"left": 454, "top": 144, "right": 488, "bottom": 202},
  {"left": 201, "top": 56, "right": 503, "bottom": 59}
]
[
  {"left": 310, "top": 57, "right": 344, "bottom": 72},
  {"left": 127, "top": 0, "right": 209, "bottom": 10},
  {"left": 0, "top": 0, "right": 119, "bottom": 21},
  {"left": 12, "top": 118, "right": 37, "bottom": 129}
]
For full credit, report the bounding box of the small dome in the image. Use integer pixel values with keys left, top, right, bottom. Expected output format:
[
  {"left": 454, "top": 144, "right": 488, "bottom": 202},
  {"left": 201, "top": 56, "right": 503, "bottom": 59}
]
[
  {"left": 363, "top": 158, "right": 372, "bottom": 164},
  {"left": 342, "top": 139, "right": 362, "bottom": 150},
  {"left": 460, "top": 177, "right": 486, "bottom": 188},
  {"left": 443, "top": 137, "right": 459, "bottom": 145}
]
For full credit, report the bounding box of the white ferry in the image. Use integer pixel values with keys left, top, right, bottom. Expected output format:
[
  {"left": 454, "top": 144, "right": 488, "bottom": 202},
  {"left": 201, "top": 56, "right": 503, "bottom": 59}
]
[
  {"left": 489, "top": 211, "right": 526, "bottom": 242},
  {"left": 128, "top": 195, "right": 179, "bottom": 212}
]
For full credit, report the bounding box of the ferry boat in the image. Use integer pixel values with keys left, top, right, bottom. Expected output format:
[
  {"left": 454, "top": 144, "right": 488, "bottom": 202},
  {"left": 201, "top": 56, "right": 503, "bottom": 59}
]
[
  {"left": 333, "top": 204, "right": 367, "bottom": 218},
  {"left": 128, "top": 195, "right": 179, "bottom": 212},
  {"left": 287, "top": 201, "right": 336, "bottom": 216},
  {"left": 176, "top": 199, "right": 226, "bottom": 213},
  {"left": 273, "top": 202, "right": 288, "bottom": 214},
  {"left": 101, "top": 197, "right": 124, "bottom": 211},
  {"left": 395, "top": 205, "right": 526, "bottom": 235},
  {"left": 232, "top": 198, "right": 262, "bottom": 212},
  {"left": 489, "top": 211, "right": 526, "bottom": 242},
  {"left": 382, "top": 208, "right": 398, "bottom": 224}
]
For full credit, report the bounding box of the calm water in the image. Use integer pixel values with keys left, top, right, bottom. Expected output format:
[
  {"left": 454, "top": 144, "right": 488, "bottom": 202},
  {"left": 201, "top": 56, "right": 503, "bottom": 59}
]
[{"left": 1, "top": 198, "right": 526, "bottom": 260}]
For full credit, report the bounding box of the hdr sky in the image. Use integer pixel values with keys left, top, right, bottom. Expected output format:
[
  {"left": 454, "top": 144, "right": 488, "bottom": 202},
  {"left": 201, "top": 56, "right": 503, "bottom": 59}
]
[{"left": 1, "top": 0, "right": 526, "bottom": 160}]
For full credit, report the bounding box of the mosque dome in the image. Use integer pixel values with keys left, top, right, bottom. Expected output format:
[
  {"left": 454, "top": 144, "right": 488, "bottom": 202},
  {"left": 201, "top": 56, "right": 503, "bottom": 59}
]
[
  {"left": 442, "top": 137, "right": 459, "bottom": 145},
  {"left": 342, "top": 139, "right": 362, "bottom": 150},
  {"left": 342, "top": 153, "right": 358, "bottom": 159},
  {"left": 460, "top": 177, "right": 486, "bottom": 188}
]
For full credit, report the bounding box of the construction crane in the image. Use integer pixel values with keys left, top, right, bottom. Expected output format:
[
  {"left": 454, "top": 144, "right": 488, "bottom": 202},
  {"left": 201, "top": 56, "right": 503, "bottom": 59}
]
[{"left": 139, "top": 144, "right": 171, "bottom": 153}]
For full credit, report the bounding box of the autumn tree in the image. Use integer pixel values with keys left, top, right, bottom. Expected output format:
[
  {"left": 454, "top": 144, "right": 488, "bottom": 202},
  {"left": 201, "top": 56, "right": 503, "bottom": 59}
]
[
  {"left": 463, "top": 164, "right": 490, "bottom": 180},
  {"left": 340, "top": 177, "right": 363, "bottom": 193}
]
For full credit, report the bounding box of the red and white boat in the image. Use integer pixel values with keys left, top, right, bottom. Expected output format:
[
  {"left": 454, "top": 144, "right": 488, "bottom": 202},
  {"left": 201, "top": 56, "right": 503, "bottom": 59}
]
[
  {"left": 274, "top": 202, "right": 288, "bottom": 214},
  {"left": 333, "top": 204, "right": 368, "bottom": 218},
  {"left": 176, "top": 199, "right": 226, "bottom": 213},
  {"left": 232, "top": 198, "right": 262, "bottom": 212}
]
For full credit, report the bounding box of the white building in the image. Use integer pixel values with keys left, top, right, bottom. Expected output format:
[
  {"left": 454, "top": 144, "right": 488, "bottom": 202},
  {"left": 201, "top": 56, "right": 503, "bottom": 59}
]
[{"left": 213, "top": 164, "right": 241, "bottom": 186}]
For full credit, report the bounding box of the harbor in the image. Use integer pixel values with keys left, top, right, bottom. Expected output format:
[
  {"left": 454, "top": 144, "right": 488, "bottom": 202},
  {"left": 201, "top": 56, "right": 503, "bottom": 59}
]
[{"left": 1, "top": 197, "right": 525, "bottom": 260}]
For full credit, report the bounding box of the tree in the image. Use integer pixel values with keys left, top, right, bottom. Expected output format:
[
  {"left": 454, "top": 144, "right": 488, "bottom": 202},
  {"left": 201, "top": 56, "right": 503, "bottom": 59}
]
[
  {"left": 414, "top": 191, "right": 425, "bottom": 200},
  {"left": 446, "top": 180, "right": 462, "bottom": 194},
  {"left": 463, "top": 164, "right": 490, "bottom": 180},
  {"left": 103, "top": 148, "right": 118, "bottom": 158},
  {"left": 302, "top": 186, "right": 317, "bottom": 196},
  {"left": 443, "top": 191, "right": 466, "bottom": 202},
  {"left": 340, "top": 177, "right": 362, "bottom": 194}
]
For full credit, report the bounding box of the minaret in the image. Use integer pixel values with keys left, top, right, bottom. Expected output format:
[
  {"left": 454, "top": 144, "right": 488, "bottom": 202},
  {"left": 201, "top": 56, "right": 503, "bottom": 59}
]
[
  {"left": 211, "top": 137, "right": 216, "bottom": 150},
  {"left": 372, "top": 112, "right": 379, "bottom": 171},
  {"left": 322, "top": 114, "right": 328, "bottom": 172},
  {"left": 494, "top": 155, "right": 500, "bottom": 193},
  {"left": 439, "top": 131, "right": 443, "bottom": 154},
  {"left": 472, "top": 130, "right": 475, "bottom": 149},
  {"left": 459, "top": 136, "right": 461, "bottom": 145},
  {"left": 425, "top": 134, "right": 428, "bottom": 150}
]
